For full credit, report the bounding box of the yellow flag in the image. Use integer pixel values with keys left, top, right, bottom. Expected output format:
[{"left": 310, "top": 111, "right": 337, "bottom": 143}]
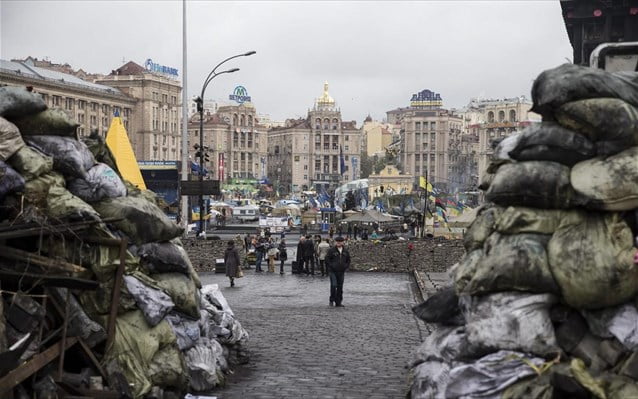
[
  {"left": 105, "top": 117, "right": 146, "bottom": 189},
  {"left": 420, "top": 176, "right": 433, "bottom": 192}
]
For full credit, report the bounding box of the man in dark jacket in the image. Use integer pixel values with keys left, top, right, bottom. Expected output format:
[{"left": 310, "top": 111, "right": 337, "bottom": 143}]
[
  {"left": 325, "top": 236, "right": 351, "bottom": 307},
  {"left": 301, "top": 234, "right": 316, "bottom": 275}
]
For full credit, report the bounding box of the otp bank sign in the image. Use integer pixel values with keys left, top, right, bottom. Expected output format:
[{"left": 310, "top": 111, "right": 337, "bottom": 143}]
[{"left": 229, "top": 86, "right": 251, "bottom": 104}]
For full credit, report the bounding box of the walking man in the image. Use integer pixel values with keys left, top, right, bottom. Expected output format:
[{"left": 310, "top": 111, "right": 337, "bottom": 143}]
[
  {"left": 301, "top": 234, "right": 316, "bottom": 275},
  {"left": 326, "top": 236, "right": 351, "bottom": 307}
]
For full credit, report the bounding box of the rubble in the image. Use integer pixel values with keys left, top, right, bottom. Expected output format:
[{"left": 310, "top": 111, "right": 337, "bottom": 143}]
[
  {"left": 0, "top": 86, "right": 249, "bottom": 398},
  {"left": 409, "top": 64, "right": 638, "bottom": 398}
]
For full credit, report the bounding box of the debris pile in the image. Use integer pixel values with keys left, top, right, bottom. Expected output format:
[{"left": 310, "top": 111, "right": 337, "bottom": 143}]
[
  {"left": 0, "top": 86, "right": 248, "bottom": 398},
  {"left": 409, "top": 64, "right": 638, "bottom": 398}
]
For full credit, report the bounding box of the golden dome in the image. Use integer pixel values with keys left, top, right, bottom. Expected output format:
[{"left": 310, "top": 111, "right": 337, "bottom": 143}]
[{"left": 316, "top": 81, "right": 335, "bottom": 106}]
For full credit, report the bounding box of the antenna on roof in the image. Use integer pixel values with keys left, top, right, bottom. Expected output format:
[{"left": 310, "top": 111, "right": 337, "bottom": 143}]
[{"left": 122, "top": 57, "right": 126, "bottom": 63}]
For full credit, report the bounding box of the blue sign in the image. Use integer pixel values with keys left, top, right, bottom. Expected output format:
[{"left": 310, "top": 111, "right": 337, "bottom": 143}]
[
  {"left": 145, "top": 58, "right": 179, "bottom": 77},
  {"left": 229, "top": 86, "right": 251, "bottom": 104}
]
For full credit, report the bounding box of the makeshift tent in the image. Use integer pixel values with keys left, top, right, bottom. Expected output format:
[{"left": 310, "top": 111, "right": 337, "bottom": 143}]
[
  {"left": 342, "top": 209, "right": 397, "bottom": 224},
  {"left": 105, "top": 116, "right": 146, "bottom": 189}
]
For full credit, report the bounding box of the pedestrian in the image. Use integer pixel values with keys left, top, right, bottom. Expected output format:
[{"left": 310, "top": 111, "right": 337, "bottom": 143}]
[
  {"left": 353, "top": 224, "right": 359, "bottom": 240},
  {"left": 317, "top": 238, "right": 330, "bottom": 276},
  {"left": 361, "top": 228, "right": 368, "bottom": 240},
  {"left": 253, "top": 236, "right": 265, "bottom": 272},
  {"left": 224, "top": 240, "right": 242, "bottom": 287},
  {"left": 329, "top": 225, "right": 335, "bottom": 239},
  {"left": 301, "top": 234, "right": 316, "bottom": 275},
  {"left": 296, "top": 236, "right": 305, "bottom": 270},
  {"left": 347, "top": 223, "right": 352, "bottom": 239},
  {"left": 278, "top": 239, "right": 288, "bottom": 274},
  {"left": 302, "top": 223, "right": 308, "bottom": 237},
  {"left": 313, "top": 234, "right": 322, "bottom": 268},
  {"left": 267, "top": 238, "right": 278, "bottom": 273},
  {"left": 336, "top": 223, "right": 343, "bottom": 237},
  {"left": 326, "top": 236, "right": 351, "bottom": 307}
]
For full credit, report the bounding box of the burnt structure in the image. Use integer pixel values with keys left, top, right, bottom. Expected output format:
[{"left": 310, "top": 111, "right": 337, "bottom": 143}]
[{"left": 560, "top": 0, "right": 638, "bottom": 65}]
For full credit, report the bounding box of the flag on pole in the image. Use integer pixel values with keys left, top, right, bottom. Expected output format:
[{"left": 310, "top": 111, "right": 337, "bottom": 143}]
[
  {"left": 419, "top": 176, "right": 433, "bottom": 192},
  {"left": 340, "top": 146, "right": 346, "bottom": 175}
]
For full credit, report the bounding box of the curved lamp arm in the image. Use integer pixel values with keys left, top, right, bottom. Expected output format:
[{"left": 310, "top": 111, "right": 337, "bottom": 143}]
[{"left": 201, "top": 51, "right": 255, "bottom": 97}]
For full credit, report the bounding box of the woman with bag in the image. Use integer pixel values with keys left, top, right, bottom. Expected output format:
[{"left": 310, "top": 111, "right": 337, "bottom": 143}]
[
  {"left": 278, "top": 239, "right": 288, "bottom": 275},
  {"left": 225, "top": 240, "right": 242, "bottom": 287}
]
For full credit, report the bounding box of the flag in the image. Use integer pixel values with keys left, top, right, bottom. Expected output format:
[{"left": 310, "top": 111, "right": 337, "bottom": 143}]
[
  {"left": 340, "top": 146, "right": 346, "bottom": 175},
  {"left": 419, "top": 176, "right": 433, "bottom": 192}
]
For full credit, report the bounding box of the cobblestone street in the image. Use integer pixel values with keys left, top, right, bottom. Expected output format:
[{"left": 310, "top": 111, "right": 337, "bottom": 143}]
[{"left": 201, "top": 269, "right": 425, "bottom": 398}]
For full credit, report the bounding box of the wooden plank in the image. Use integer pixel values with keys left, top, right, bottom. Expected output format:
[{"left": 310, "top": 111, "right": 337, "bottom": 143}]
[
  {"left": 0, "top": 246, "right": 86, "bottom": 273},
  {"left": 0, "top": 337, "right": 78, "bottom": 395},
  {"left": 0, "top": 270, "right": 98, "bottom": 291},
  {"left": 106, "top": 238, "right": 127, "bottom": 350},
  {"left": 76, "top": 338, "right": 107, "bottom": 382}
]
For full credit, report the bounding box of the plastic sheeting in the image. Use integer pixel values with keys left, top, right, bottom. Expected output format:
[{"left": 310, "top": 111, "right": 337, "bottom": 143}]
[
  {"left": 123, "top": 275, "right": 174, "bottom": 327},
  {"left": 67, "top": 163, "right": 127, "bottom": 203},
  {"left": 0, "top": 116, "right": 25, "bottom": 162},
  {"left": 26, "top": 136, "right": 95, "bottom": 179}
]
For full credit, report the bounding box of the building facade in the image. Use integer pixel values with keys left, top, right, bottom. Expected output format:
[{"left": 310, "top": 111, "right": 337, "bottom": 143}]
[
  {"left": 95, "top": 61, "right": 182, "bottom": 162},
  {"left": 187, "top": 102, "right": 268, "bottom": 182},
  {"left": 361, "top": 116, "right": 393, "bottom": 158},
  {"left": 267, "top": 83, "right": 362, "bottom": 195},
  {"left": 0, "top": 59, "right": 135, "bottom": 138}
]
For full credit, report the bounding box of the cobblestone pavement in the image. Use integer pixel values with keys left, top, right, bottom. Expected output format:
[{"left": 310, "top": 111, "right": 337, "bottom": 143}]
[{"left": 200, "top": 269, "right": 425, "bottom": 399}]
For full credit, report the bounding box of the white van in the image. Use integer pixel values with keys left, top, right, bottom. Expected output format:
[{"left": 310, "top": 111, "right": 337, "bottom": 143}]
[{"left": 232, "top": 204, "right": 260, "bottom": 222}]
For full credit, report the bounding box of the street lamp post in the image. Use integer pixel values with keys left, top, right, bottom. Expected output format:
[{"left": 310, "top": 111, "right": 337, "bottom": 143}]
[{"left": 195, "top": 51, "right": 256, "bottom": 235}]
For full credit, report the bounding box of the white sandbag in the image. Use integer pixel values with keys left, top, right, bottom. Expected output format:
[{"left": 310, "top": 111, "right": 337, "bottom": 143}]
[
  {"left": 409, "top": 326, "right": 468, "bottom": 368},
  {"left": 582, "top": 303, "right": 638, "bottom": 351},
  {"left": 446, "top": 350, "right": 546, "bottom": 399},
  {"left": 571, "top": 146, "right": 638, "bottom": 211},
  {"left": 67, "top": 163, "right": 126, "bottom": 203},
  {"left": 185, "top": 337, "right": 226, "bottom": 391},
  {"left": 461, "top": 292, "right": 559, "bottom": 356},
  {"left": 123, "top": 275, "right": 174, "bottom": 327},
  {"left": 411, "top": 360, "right": 451, "bottom": 399},
  {"left": 165, "top": 312, "right": 201, "bottom": 351}
]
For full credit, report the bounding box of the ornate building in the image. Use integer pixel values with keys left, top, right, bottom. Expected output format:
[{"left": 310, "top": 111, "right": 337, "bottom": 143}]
[{"left": 267, "top": 82, "right": 362, "bottom": 195}]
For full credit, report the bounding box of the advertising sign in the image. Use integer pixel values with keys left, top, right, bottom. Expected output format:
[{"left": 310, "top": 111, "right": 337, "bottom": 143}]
[
  {"left": 229, "top": 85, "right": 251, "bottom": 104},
  {"left": 144, "top": 58, "right": 179, "bottom": 77}
]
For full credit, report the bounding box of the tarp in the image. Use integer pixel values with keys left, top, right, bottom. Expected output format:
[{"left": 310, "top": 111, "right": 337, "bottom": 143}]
[
  {"left": 342, "top": 209, "right": 396, "bottom": 224},
  {"left": 105, "top": 117, "right": 146, "bottom": 189}
]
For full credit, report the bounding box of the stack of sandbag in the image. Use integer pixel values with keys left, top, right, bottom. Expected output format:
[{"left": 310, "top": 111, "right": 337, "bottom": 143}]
[
  {"left": 409, "top": 64, "right": 638, "bottom": 399},
  {"left": 0, "top": 86, "right": 249, "bottom": 398}
]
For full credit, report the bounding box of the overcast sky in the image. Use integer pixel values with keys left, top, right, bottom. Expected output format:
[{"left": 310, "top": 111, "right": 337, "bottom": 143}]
[{"left": 1, "top": 1, "right": 572, "bottom": 123}]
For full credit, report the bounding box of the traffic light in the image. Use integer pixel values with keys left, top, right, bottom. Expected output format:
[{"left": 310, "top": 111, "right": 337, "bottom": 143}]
[
  {"left": 194, "top": 151, "right": 202, "bottom": 158},
  {"left": 204, "top": 153, "right": 210, "bottom": 162},
  {"left": 194, "top": 97, "right": 203, "bottom": 113}
]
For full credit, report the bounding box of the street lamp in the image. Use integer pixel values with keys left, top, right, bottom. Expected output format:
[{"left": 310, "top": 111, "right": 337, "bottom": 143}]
[{"left": 195, "top": 50, "right": 256, "bottom": 235}]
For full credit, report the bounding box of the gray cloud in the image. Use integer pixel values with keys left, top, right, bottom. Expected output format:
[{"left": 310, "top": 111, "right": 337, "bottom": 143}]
[{"left": 1, "top": 0, "right": 572, "bottom": 123}]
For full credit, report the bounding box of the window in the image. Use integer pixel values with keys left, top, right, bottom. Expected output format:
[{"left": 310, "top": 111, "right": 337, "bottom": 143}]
[
  {"left": 315, "top": 118, "right": 321, "bottom": 130},
  {"left": 487, "top": 111, "right": 494, "bottom": 123},
  {"left": 303, "top": 175, "right": 307, "bottom": 180},
  {"left": 345, "top": 145, "right": 349, "bottom": 151},
  {"left": 78, "top": 113, "right": 85, "bottom": 123},
  {"left": 248, "top": 115, "right": 253, "bottom": 126},
  {"left": 52, "top": 96, "right": 61, "bottom": 106},
  {"left": 315, "top": 159, "right": 321, "bottom": 171},
  {"left": 430, "top": 122, "right": 436, "bottom": 131},
  {"left": 233, "top": 132, "right": 239, "bottom": 147},
  {"left": 90, "top": 115, "right": 97, "bottom": 125},
  {"left": 91, "top": 102, "right": 98, "bottom": 111},
  {"left": 78, "top": 100, "right": 85, "bottom": 110},
  {"left": 332, "top": 118, "right": 338, "bottom": 130},
  {"left": 240, "top": 114, "right": 245, "bottom": 126},
  {"left": 498, "top": 110, "right": 505, "bottom": 122},
  {"left": 324, "top": 118, "right": 329, "bottom": 130},
  {"left": 294, "top": 156, "right": 300, "bottom": 162},
  {"left": 233, "top": 114, "right": 238, "bottom": 125},
  {"left": 345, "top": 135, "right": 349, "bottom": 141},
  {"left": 415, "top": 121, "right": 421, "bottom": 131},
  {"left": 304, "top": 164, "right": 308, "bottom": 170},
  {"left": 509, "top": 110, "right": 516, "bottom": 122}
]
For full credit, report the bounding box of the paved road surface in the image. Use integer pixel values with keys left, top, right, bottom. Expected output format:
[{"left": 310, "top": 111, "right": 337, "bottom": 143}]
[{"left": 201, "top": 269, "right": 424, "bottom": 399}]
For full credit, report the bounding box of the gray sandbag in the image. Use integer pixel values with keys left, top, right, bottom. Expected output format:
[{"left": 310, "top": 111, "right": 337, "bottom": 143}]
[
  {"left": 461, "top": 292, "right": 559, "bottom": 356},
  {"left": 50, "top": 288, "right": 106, "bottom": 347},
  {"left": 92, "top": 196, "right": 183, "bottom": 245},
  {"left": 134, "top": 242, "right": 191, "bottom": 275},
  {"left": 11, "top": 108, "right": 79, "bottom": 136},
  {"left": 148, "top": 344, "right": 188, "bottom": 390},
  {"left": 153, "top": 273, "right": 200, "bottom": 320},
  {"left": 0, "top": 161, "right": 25, "bottom": 201},
  {"left": 531, "top": 63, "right": 638, "bottom": 119},
  {"left": 0, "top": 86, "right": 47, "bottom": 118},
  {"left": 582, "top": 303, "right": 638, "bottom": 351},
  {"left": 7, "top": 145, "right": 53, "bottom": 181},
  {"left": 412, "top": 286, "right": 463, "bottom": 326},
  {"left": 185, "top": 337, "right": 226, "bottom": 391},
  {"left": 446, "top": 350, "right": 547, "bottom": 399},
  {"left": 463, "top": 205, "right": 503, "bottom": 252},
  {"left": 409, "top": 326, "right": 469, "bottom": 368},
  {"left": 493, "top": 133, "right": 521, "bottom": 163},
  {"left": 508, "top": 122, "right": 595, "bottom": 166},
  {"left": 67, "top": 163, "right": 126, "bottom": 203},
  {"left": 495, "top": 206, "right": 584, "bottom": 235},
  {"left": 123, "top": 275, "right": 174, "bottom": 327},
  {"left": 25, "top": 136, "right": 95, "bottom": 179},
  {"left": 461, "top": 233, "right": 560, "bottom": 296},
  {"left": 411, "top": 361, "right": 452, "bottom": 399},
  {"left": 0, "top": 117, "right": 25, "bottom": 162},
  {"left": 548, "top": 212, "right": 638, "bottom": 309},
  {"left": 81, "top": 131, "right": 120, "bottom": 175},
  {"left": 571, "top": 146, "right": 638, "bottom": 211},
  {"left": 478, "top": 170, "right": 495, "bottom": 191},
  {"left": 555, "top": 98, "right": 638, "bottom": 152},
  {"left": 173, "top": 240, "right": 202, "bottom": 289},
  {"left": 165, "top": 312, "right": 201, "bottom": 351},
  {"left": 485, "top": 161, "right": 579, "bottom": 209}
]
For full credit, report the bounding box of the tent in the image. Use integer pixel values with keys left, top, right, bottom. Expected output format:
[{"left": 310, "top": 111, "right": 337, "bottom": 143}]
[
  {"left": 342, "top": 209, "right": 397, "bottom": 224},
  {"left": 106, "top": 116, "right": 146, "bottom": 189}
]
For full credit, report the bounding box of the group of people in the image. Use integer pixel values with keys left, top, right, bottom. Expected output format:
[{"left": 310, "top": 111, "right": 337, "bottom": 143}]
[{"left": 224, "top": 230, "right": 352, "bottom": 307}]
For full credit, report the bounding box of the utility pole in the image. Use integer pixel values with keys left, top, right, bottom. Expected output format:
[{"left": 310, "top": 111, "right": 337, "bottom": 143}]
[{"left": 180, "top": 0, "right": 189, "bottom": 234}]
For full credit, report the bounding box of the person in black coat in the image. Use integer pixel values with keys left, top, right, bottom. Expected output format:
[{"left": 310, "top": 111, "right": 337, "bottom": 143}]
[
  {"left": 224, "top": 240, "right": 241, "bottom": 287},
  {"left": 325, "top": 236, "right": 351, "bottom": 307},
  {"left": 301, "top": 234, "right": 316, "bottom": 275}
]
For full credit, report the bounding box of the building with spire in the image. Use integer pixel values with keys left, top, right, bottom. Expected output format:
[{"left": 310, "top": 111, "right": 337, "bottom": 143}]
[{"left": 267, "top": 82, "right": 362, "bottom": 195}]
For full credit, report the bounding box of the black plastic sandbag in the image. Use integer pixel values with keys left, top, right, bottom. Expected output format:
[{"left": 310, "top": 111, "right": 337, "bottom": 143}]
[
  {"left": 134, "top": 242, "right": 191, "bottom": 275},
  {"left": 12, "top": 108, "right": 79, "bottom": 136},
  {"left": 0, "top": 161, "right": 25, "bottom": 201},
  {"left": 508, "top": 122, "right": 595, "bottom": 166},
  {"left": 26, "top": 136, "right": 95, "bottom": 179},
  {"left": 67, "top": 163, "right": 126, "bottom": 203},
  {"left": 531, "top": 63, "right": 638, "bottom": 119},
  {"left": 0, "top": 86, "right": 47, "bottom": 119},
  {"left": 412, "top": 286, "right": 463, "bottom": 326},
  {"left": 485, "top": 161, "right": 580, "bottom": 209}
]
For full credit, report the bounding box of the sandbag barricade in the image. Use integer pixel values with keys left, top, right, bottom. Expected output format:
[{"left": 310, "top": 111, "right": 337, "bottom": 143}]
[{"left": 409, "top": 64, "right": 638, "bottom": 398}]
